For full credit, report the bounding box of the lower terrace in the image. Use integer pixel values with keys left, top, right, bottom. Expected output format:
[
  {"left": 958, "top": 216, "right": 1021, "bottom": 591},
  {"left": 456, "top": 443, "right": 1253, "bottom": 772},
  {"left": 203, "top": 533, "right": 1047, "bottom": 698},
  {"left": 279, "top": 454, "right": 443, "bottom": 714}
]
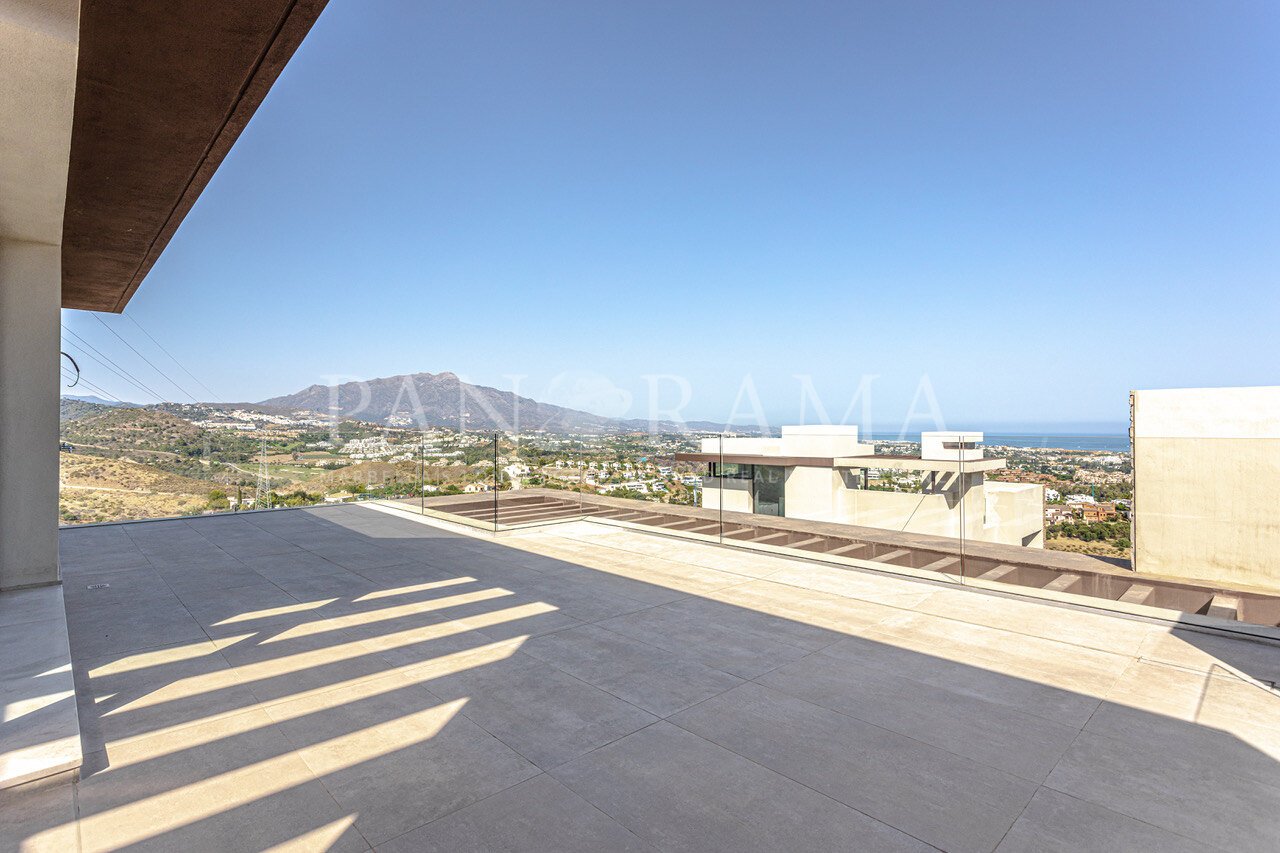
[{"left": 3, "top": 503, "right": 1279, "bottom": 851}]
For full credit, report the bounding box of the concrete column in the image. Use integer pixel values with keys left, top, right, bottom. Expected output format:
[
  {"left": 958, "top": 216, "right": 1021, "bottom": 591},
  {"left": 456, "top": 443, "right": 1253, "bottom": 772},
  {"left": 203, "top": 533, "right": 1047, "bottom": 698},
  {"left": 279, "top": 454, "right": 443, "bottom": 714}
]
[{"left": 0, "top": 239, "right": 61, "bottom": 589}]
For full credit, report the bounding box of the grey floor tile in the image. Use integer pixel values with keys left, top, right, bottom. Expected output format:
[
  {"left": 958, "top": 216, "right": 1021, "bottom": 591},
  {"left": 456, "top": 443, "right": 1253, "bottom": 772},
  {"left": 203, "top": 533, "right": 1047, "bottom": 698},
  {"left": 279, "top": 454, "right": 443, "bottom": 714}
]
[
  {"left": 378, "top": 773, "right": 655, "bottom": 853},
  {"left": 75, "top": 709, "right": 370, "bottom": 853},
  {"left": 596, "top": 603, "right": 815, "bottom": 679},
  {"left": 996, "top": 787, "right": 1213, "bottom": 853},
  {"left": 1046, "top": 730, "right": 1280, "bottom": 852},
  {"left": 758, "top": 650, "right": 1080, "bottom": 781},
  {"left": 522, "top": 623, "right": 744, "bottom": 717},
  {"left": 77, "top": 640, "right": 262, "bottom": 746},
  {"left": 821, "top": 634, "right": 1103, "bottom": 728},
  {"left": 66, "top": 599, "right": 207, "bottom": 661},
  {"left": 671, "top": 683, "right": 1036, "bottom": 853},
  {"left": 0, "top": 777, "right": 80, "bottom": 853},
  {"left": 412, "top": 651, "right": 656, "bottom": 768},
  {"left": 552, "top": 721, "right": 933, "bottom": 853},
  {"left": 263, "top": 679, "right": 539, "bottom": 846}
]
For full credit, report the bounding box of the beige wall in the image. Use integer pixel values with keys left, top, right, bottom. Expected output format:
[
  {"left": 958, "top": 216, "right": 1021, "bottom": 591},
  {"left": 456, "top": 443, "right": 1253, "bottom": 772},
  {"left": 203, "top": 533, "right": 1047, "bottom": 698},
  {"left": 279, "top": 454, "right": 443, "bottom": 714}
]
[
  {"left": 1133, "top": 387, "right": 1280, "bottom": 590},
  {"left": 0, "top": 0, "right": 79, "bottom": 589},
  {"left": 700, "top": 477, "right": 752, "bottom": 514},
  {"left": 797, "top": 468, "right": 1044, "bottom": 546},
  {"left": 784, "top": 466, "right": 840, "bottom": 521},
  {"left": 981, "top": 481, "right": 1045, "bottom": 547},
  {"left": 0, "top": 242, "right": 63, "bottom": 588}
]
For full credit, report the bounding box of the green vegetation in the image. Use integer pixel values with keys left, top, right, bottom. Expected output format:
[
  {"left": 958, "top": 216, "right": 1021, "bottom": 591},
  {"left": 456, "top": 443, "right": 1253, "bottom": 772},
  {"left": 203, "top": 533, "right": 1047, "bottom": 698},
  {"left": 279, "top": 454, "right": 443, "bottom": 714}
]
[{"left": 1048, "top": 520, "right": 1131, "bottom": 551}]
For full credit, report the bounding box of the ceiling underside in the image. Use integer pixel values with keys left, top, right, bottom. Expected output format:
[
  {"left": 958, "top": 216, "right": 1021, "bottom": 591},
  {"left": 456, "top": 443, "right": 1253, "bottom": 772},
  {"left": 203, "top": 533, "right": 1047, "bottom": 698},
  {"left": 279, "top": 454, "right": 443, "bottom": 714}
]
[{"left": 61, "top": 0, "right": 327, "bottom": 312}]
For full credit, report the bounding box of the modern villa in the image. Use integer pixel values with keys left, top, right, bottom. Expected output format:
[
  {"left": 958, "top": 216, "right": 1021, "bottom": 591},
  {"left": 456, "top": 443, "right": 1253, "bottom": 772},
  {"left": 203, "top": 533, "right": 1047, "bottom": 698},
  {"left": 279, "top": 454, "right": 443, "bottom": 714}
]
[{"left": 677, "top": 426, "right": 1045, "bottom": 547}]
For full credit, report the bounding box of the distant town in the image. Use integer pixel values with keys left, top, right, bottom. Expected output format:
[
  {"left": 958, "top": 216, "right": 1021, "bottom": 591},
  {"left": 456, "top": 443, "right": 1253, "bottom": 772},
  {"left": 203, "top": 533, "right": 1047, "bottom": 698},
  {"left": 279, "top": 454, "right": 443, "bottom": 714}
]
[{"left": 58, "top": 398, "right": 1133, "bottom": 558}]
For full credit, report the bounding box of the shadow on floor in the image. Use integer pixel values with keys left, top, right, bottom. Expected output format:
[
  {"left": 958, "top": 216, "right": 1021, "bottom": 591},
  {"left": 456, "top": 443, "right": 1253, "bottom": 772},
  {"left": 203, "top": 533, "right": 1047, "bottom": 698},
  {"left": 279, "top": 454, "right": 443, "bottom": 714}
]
[{"left": 5, "top": 504, "right": 1278, "bottom": 852}]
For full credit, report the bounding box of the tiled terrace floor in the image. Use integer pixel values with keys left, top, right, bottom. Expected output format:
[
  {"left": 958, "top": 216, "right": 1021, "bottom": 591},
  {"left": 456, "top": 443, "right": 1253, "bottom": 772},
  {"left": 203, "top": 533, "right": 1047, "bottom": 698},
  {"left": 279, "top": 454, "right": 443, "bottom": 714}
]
[{"left": 3, "top": 504, "right": 1280, "bottom": 852}]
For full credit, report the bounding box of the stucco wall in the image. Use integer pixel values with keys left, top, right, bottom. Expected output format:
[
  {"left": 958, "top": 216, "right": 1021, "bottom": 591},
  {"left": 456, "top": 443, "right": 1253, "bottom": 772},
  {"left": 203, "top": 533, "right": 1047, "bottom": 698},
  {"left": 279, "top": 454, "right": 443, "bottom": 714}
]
[
  {"left": 1133, "top": 387, "right": 1280, "bottom": 590},
  {"left": 701, "top": 477, "right": 752, "bottom": 514},
  {"left": 981, "top": 482, "right": 1045, "bottom": 548},
  {"left": 0, "top": 0, "right": 78, "bottom": 589},
  {"left": 783, "top": 466, "right": 839, "bottom": 521}
]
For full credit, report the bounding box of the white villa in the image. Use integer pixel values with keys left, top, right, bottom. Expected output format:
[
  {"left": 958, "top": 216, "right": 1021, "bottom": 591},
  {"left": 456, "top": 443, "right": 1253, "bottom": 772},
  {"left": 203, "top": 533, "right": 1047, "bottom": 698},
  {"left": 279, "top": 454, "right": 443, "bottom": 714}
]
[{"left": 678, "top": 426, "right": 1044, "bottom": 547}]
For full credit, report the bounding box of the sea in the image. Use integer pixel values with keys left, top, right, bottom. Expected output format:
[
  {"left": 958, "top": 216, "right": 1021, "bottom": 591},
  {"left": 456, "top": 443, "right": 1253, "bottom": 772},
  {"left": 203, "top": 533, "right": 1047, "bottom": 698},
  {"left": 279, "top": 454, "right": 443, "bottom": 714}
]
[{"left": 864, "top": 433, "right": 1130, "bottom": 452}]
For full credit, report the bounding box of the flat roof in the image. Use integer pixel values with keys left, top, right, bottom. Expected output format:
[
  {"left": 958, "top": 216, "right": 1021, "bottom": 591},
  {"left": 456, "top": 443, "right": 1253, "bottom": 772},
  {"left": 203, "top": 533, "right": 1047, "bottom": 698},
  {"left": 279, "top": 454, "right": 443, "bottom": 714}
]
[
  {"left": 675, "top": 452, "right": 839, "bottom": 467},
  {"left": 12, "top": 504, "right": 1276, "bottom": 850},
  {"left": 675, "top": 451, "right": 1007, "bottom": 473},
  {"left": 845, "top": 455, "right": 1008, "bottom": 474},
  {"left": 61, "top": 0, "right": 328, "bottom": 311}
]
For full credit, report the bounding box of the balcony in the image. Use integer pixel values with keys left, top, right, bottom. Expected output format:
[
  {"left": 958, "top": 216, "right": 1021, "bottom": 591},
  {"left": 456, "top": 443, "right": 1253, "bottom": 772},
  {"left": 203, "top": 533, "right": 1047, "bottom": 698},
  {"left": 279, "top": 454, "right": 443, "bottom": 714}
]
[{"left": 3, "top": 503, "right": 1279, "bottom": 851}]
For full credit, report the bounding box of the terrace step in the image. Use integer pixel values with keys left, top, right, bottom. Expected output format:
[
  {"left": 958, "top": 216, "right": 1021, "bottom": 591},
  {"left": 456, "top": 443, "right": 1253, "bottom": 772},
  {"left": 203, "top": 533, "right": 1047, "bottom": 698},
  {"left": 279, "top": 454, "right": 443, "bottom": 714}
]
[
  {"left": 1208, "top": 593, "right": 1241, "bottom": 621},
  {"left": 1118, "top": 584, "right": 1156, "bottom": 606},
  {"left": 826, "top": 542, "right": 871, "bottom": 558},
  {"left": 977, "top": 564, "right": 1019, "bottom": 583},
  {"left": 682, "top": 522, "right": 722, "bottom": 534},
  {"left": 1042, "top": 573, "right": 1084, "bottom": 594},
  {"left": 0, "top": 587, "right": 82, "bottom": 791},
  {"left": 919, "top": 556, "right": 961, "bottom": 574}
]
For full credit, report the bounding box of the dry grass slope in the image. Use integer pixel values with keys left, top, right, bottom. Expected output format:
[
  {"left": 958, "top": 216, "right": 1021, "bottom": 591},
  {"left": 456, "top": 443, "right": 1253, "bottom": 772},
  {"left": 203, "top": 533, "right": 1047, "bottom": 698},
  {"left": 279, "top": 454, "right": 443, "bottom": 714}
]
[{"left": 59, "top": 453, "right": 210, "bottom": 525}]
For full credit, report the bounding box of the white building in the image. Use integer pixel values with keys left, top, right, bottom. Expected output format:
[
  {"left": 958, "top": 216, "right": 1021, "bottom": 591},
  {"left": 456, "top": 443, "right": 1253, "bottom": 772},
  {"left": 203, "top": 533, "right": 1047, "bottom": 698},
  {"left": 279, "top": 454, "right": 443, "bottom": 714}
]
[{"left": 677, "top": 425, "right": 1044, "bottom": 548}]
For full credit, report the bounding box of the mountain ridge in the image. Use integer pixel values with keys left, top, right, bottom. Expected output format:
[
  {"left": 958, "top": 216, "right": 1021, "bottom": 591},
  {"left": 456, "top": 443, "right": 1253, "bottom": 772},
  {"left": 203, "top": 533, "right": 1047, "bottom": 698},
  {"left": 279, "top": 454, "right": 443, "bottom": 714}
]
[{"left": 257, "top": 371, "right": 726, "bottom": 434}]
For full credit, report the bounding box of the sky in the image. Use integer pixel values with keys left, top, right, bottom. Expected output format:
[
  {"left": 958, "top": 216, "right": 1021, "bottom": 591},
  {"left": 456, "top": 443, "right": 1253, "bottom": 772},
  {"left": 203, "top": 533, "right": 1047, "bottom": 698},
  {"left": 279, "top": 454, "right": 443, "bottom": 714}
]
[{"left": 60, "top": 0, "right": 1280, "bottom": 433}]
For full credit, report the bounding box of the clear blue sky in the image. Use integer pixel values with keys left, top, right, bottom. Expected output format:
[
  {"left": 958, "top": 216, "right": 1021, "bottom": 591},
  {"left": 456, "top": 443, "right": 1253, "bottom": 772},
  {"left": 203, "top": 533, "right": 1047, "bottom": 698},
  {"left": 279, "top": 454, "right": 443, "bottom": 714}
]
[{"left": 61, "top": 0, "right": 1279, "bottom": 432}]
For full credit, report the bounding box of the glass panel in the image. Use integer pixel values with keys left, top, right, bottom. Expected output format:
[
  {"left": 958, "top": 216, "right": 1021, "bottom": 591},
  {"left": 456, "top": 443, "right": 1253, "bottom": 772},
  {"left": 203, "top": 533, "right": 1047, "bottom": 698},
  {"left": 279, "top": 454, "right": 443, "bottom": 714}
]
[{"left": 752, "top": 464, "right": 785, "bottom": 516}]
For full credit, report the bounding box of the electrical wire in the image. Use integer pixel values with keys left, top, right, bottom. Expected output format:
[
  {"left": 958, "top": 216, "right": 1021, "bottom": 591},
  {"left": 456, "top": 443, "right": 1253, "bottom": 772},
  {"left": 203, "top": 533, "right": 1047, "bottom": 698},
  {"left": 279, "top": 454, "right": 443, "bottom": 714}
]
[
  {"left": 92, "top": 313, "right": 198, "bottom": 403},
  {"left": 61, "top": 326, "right": 167, "bottom": 403},
  {"left": 60, "top": 369, "right": 127, "bottom": 405},
  {"left": 125, "top": 314, "right": 222, "bottom": 402}
]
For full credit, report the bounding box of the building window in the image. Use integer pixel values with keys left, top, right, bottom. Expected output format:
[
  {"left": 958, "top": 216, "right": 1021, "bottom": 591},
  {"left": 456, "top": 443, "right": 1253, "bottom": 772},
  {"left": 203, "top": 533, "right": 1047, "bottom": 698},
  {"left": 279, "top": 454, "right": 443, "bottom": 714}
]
[
  {"left": 709, "top": 462, "right": 753, "bottom": 479},
  {"left": 752, "top": 465, "right": 785, "bottom": 516}
]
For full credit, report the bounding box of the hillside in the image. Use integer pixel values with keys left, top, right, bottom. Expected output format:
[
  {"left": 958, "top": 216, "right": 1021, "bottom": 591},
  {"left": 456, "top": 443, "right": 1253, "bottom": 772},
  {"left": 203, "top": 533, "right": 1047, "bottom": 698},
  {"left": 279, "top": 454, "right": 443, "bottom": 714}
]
[
  {"left": 258, "top": 371, "right": 728, "bottom": 434},
  {"left": 60, "top": 397, "right": 116, "bottom": 422},
  {"left": 59, "top": 453, "right": 211, "bottom": 524},
  {"left": 306, "top": 460, "right": 423, "bottom": 492},
  {"left": 59, "top": 406, "right": 256, "bottom": 465}
]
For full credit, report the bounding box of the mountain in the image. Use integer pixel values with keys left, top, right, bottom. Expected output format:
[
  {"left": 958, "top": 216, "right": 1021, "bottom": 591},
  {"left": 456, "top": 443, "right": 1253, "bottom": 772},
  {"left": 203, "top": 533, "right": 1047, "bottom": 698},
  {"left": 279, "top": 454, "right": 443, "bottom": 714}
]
[
  {"left": 258, "top": 371, "right": 719, "bottom": 434},
  {"left": 61, "top": 395, "right": 142, "bottom": 421},
  {"left": 61, "top": 397, "right": 117, "bottom": 422},
  {"left": 62, "top": 394, "right": 139, "bottom": 408}
]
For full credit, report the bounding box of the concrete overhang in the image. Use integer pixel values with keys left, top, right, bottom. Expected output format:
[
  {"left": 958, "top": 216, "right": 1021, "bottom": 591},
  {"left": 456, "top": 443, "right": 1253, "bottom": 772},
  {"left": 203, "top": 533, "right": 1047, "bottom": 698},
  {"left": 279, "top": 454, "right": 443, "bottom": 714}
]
[
  {"left": 60, "top": 0, "right": 328, "bottom": 312},
  {"left": 676, "top": 451, "right": 1008, "bottom": 474},
  {"left": 675, "top": 452, "right": 840, "bottom": 468},
  {"left": 836, "top": 456, "right": 1008, "bottom": 474}
]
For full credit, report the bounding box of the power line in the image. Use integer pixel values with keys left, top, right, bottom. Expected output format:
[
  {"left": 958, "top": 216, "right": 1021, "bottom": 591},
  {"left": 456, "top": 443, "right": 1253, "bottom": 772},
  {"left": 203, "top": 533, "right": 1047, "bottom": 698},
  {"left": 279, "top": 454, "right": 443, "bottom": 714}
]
[
  {"left": 92, "top": 314, "right": 198, "bottom": 403},
  {"left": 61, "top": 371, "right": 126, "bottom": 405},
  {"left": 125, "top": 314, "right": 222, "bottom": 402},
  {"left": 77, "top": 377, "right": 127, "bottom": 405},
  {"left": 61, "top": 327, "right": 167, "bottom": 403},
  {"left": 62, "top": 329, "right": 166, "bottom": 403}
]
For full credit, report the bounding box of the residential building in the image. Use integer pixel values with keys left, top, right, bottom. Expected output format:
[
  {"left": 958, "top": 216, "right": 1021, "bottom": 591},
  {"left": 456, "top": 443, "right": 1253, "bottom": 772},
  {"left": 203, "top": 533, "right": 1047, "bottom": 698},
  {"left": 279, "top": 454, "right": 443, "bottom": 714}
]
[
  {"left": 1045, "top": 505, "right": 1075, "bottom": 525},
  {"left": 1078, "top": 502, "right": 1119, "bottom": 523},
  {"left": 1132, "top": 385, "right": 1280, "bottom": 591},
  {"left": 676, "top": 426, "right": 1045, "bottom": 547}
]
